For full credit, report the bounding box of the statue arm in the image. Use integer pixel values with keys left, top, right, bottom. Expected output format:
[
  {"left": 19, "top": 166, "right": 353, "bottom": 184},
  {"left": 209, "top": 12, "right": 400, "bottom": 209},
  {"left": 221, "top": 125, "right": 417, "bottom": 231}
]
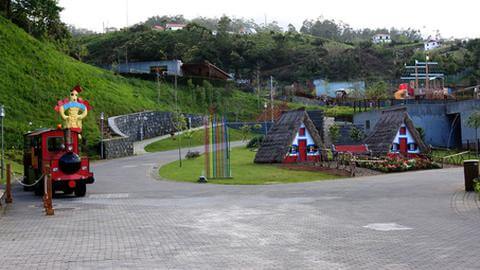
[
  {"left": 78, "top": 109, "right": 88, "bottom": 120},
  {"left": 59, "top": 107, "right": 68, "bottom": 120}
]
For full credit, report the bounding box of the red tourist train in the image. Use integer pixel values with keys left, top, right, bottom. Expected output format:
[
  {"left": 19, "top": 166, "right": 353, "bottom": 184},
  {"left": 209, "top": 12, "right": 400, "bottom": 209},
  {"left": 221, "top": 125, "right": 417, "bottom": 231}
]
[{"left": 22, "top": 127, "right": 94, "bottom": 197}]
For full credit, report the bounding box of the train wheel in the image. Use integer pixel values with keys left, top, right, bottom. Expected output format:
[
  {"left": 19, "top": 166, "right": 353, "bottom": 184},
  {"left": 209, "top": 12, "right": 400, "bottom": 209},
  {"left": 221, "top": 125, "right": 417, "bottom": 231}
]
[{"left": 74, "top": 182, "right": 86, "bottom": 197}]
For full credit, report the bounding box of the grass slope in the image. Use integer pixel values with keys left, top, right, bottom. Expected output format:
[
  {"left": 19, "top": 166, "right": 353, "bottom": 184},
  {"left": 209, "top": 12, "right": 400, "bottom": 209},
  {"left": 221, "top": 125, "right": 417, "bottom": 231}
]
[
  {"left": 159, "top": 146, "right": 341, "bottom": 185},
  {"left": 0, "top": 15, "right": 262, "bottom": 150}
]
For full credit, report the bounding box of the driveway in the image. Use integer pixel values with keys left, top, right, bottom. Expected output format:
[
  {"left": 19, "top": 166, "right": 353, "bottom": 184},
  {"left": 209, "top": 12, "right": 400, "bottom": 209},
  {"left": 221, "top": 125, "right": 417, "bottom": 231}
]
[{"left": 0, "top": 144, "right": 479, "bottom": 269}]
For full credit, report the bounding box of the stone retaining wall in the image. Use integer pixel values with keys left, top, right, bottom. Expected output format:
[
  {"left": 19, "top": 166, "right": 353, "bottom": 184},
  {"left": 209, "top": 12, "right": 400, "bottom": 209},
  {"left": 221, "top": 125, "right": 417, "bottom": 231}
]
[
  {"left": 109, "top": 111, "right": 204, "bottom": 141},
  {"left": 103, "top": 137, "right": 134, "bottom": 159},
  {"left": 101, "top": 111, "right": 204, "bottom": 159}
]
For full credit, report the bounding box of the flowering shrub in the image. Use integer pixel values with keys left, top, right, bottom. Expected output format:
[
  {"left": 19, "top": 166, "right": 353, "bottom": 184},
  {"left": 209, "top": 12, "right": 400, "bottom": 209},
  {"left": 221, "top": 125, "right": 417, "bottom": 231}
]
[{"left": 360, "top": 155, "right": 441, "bottom": 173}]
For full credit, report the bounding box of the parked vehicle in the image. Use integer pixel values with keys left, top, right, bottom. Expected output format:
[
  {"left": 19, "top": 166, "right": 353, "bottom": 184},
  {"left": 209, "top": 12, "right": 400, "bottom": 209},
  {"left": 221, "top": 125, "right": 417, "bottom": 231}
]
[{"left": 22, "top": 127, "right": 94, "bottom": 197}]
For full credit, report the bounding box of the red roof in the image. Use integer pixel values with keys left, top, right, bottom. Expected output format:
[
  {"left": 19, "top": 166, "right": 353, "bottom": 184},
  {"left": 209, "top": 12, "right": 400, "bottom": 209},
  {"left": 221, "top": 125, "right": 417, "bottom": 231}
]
[
  {"left": 333, "top": 144, "right": 370, "bottom": 154},
  {"left": 166, "top": 23, "right": 186, "bottom": 28}
]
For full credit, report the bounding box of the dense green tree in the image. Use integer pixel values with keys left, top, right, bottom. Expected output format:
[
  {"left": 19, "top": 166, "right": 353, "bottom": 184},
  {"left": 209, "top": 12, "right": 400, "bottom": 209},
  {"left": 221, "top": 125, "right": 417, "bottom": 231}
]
[
  {"left": 10, "top": 0, "right": 68, "bottom": 41},
  {"left": 365, "top": 81, "right": 389, "bottom": 100}
]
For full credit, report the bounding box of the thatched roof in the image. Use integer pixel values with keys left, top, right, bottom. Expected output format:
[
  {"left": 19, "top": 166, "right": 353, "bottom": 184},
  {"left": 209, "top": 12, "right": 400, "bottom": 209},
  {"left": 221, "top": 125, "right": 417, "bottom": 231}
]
[
  {"left": 363, "top": 107, "right": 430, "bottom": 156},
  {"left": 254, "top": 108, "right": 323, "bottom": 163},
  {"left": 306, "top": 110, "right": 325, "bottom": 142}
]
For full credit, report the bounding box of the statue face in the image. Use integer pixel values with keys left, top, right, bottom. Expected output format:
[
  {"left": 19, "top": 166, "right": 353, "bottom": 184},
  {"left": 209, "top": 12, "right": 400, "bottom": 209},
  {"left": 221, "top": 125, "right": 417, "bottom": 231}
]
[{"left": 70, "top": 90, "right": 78, "bottom": 102}]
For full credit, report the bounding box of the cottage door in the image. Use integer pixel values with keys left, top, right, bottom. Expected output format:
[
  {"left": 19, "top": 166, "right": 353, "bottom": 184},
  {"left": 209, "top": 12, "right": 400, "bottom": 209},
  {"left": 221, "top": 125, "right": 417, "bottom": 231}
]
[
  {"left": 399, "top": 138, "right": 408, "bottom": 154},
  {"left": 298, "top": 139, "right": 307, "bottom": 161}
]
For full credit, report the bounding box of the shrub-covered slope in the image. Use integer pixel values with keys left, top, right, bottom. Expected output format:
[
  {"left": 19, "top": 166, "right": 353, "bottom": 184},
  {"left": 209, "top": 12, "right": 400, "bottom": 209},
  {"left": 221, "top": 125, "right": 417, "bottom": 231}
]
[{"left": 0, "top": 16, "right": 262, "bottom": 149}]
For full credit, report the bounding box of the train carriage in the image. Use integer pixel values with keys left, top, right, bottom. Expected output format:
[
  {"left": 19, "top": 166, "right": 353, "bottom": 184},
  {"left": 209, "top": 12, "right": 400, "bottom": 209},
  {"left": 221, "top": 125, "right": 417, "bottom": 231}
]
[{"left": 23, "top": 127, "right": 94, "bottom": 197}]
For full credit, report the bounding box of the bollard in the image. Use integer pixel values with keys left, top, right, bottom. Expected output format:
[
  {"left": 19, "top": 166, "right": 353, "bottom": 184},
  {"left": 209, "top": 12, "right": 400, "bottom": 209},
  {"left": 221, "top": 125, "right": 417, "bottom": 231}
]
[
  {"left": 43, "top": 165, "right": 54, "bottom": 216},
  {"left": 5, "top": 164, "right": 12, "bottom": 203}
]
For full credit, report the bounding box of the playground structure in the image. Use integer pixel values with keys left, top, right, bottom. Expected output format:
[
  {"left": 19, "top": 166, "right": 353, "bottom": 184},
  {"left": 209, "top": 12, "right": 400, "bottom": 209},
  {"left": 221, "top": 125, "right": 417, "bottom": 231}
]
[
  {"left": 395, "top": 59, "right": 451, "bottom": 100},
  {"left": 204, "top": 112, "right": 231, "bottom": 179}
]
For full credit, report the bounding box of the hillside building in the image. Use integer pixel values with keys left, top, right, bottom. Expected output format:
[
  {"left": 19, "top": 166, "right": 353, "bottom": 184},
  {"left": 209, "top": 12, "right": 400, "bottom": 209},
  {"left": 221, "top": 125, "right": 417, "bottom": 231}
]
[{"left": 372, "top": 34, "right": 392, "bottom": 44}]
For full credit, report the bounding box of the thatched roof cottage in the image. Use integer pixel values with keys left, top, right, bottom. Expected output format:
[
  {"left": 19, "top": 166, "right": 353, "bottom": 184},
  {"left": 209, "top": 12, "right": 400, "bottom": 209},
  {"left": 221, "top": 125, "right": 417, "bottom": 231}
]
[
  {"left": 363, "top": 107, "right": 430, "bottom": 156},
  {"left": 254, "top": 108, "right": 324, "bottom": 163}
]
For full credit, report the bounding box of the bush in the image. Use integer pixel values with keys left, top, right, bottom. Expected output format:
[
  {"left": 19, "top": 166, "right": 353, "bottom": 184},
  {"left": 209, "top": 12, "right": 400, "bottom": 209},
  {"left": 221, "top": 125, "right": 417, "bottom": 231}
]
[
  {"left": 329, "top": 124, "right": 340, "bottom": 143},
  {"left": 474, "top": 178, "right": 480, "bottom": 194},
  {"left": 185, "top": 151, "right": 200, "bottom": 159},
  {"left": 349, "top": 126, "right": 365, "bottom": 142},
  {"left": 247, "top": 135, "right": 265, "bottom": 149}
]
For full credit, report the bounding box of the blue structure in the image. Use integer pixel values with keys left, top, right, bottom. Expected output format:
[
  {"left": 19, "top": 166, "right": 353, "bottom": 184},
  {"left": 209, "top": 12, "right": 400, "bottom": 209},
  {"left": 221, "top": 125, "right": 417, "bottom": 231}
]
[
  {"left": 353, "top": 100, "right": 480, "bottom": 149},
  {"left": 108, "top": 60, "right": 183, "bottom": 76},
  {"left": 313, "top": 79, "right": 366, "bottom": 97}
]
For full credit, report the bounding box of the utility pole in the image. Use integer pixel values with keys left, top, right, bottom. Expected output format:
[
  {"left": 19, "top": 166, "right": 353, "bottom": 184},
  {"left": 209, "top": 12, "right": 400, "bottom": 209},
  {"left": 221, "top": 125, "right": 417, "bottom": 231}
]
[
  {"left": 0, "top": 105, "right": 4, "bottom": 180},
  {"left": 100, "top": 112, "right": 104, "bottom": 159},
  {"left": 270, "top": 76, "right": 274, "bottom": 123},
  {"left": 263, "top": 102, "right": 268, "bottom": 136},
  {"left": 174, "top": 74, "right": 178, "bottom": 110},
  {"left": 156, "top": 68, "right": 161, "bottom": 104},
  {"left": 414, "top": 60, "right": 419, "bottom": 91},
  {"left": 425, "top": 55, "right": 429, "bottom": 92},
  {"left": 126, "top": 0, "right": 129, "bottom": 28},
  {"left": 256, "top": 66, "right": 260, "bottom": 110}
]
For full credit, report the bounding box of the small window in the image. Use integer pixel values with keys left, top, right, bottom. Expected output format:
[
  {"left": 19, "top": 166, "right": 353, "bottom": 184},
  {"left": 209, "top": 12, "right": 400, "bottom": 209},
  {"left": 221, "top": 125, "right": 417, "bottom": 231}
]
[
  {"left": 391, "top": 143, "right": 399, "bottom": 152},
  {"left": 290, "top": 145, "right": 298, "bottom": 154},
  {"left": 366, "top": 120, "right": 371, "bottom": 130},
  {"left": 47, "top": 137, "right": 65, "bottom": 152},
  {"left": 299, "top": 127, "right": 306, "bottom": 136},
  {"left": 399, "top": 127, "right": 406, "bottom": 135},
  {"left": 408, "top": 143, "right": 417, "bottom": 151}
]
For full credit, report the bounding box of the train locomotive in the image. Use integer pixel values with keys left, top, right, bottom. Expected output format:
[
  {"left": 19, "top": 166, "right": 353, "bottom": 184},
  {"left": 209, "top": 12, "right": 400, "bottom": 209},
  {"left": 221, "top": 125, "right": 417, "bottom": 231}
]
[{"left": 23, "top": 127, "right": 94, "bottom": 197}]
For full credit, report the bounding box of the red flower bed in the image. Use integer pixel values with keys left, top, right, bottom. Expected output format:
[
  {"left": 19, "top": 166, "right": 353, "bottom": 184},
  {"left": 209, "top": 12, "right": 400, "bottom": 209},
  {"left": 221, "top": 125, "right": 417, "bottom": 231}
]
[{"left": 360, "top": 155, "right": 441, "bottom": 173}]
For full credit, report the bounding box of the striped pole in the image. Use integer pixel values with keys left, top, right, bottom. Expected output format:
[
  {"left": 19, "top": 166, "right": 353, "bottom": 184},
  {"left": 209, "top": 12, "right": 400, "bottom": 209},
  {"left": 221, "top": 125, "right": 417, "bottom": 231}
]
[{"left": 204, "top": 116, "right": 209, "bottom": 178}]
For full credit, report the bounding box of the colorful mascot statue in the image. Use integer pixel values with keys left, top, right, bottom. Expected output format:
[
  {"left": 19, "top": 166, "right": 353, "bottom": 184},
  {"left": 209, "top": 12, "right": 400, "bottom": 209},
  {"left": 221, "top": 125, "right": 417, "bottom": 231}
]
[{"left": 54, "top": 85, "right": 91, "bottom": 132}]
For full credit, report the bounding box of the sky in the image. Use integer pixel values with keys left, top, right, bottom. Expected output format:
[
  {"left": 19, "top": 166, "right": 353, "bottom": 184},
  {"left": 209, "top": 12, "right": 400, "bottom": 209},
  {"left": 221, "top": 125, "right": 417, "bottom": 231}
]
[{"left": 59, "top": 0, "right": 479, "bottom": 39}]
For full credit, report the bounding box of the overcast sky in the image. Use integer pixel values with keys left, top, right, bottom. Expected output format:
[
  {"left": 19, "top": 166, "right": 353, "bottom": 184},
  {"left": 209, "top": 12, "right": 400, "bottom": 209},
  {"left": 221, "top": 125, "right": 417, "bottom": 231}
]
[{"left": 59, "top": 0, "right": 478, "bottom": 38}]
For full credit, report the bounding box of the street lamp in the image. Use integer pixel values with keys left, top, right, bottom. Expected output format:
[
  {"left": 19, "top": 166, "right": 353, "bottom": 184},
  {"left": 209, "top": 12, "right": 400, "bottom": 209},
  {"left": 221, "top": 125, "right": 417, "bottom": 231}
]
[
  {"left": 0, "top": 105, "right": 5, "bottom": 179},
  {"left": 100, "top": 112, "right": 104, "bottom": 159},
  {"left": 263, "top": 102, "right": 268, "bottom": 136}
]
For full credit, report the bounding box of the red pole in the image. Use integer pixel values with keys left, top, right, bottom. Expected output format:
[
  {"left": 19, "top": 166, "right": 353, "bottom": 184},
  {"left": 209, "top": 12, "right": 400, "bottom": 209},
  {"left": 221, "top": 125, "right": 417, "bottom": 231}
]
[{"left": 43, "top": 165, "right": 54, "bottom": 216}]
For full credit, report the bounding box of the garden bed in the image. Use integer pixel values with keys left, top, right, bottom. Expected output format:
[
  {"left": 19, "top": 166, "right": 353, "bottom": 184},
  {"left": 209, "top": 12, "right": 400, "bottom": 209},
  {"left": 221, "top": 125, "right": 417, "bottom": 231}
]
[{"left": 357, "top": 156, "right": 441, "bottom": 173}]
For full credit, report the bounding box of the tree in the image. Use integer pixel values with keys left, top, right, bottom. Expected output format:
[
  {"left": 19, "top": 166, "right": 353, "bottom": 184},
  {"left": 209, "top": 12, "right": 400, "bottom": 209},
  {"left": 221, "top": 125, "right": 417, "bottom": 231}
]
[
  {"left": 287, "top": 24, "right": 297, "bottom": 33},
  {"left": 0, "top": 0, "right": 12, "bottom": 17},
  {"left": 11, "top": 0, "right": 69, "bottom": 41},
  {"left": 329, "top": 124, "right": 340, "bottom": 144},
  {"left": 349, "top": 126, "right": 365, "bottom": 142},
  {"left": 217, "top": 15, "right": 231, "bottom": 34},
  {"left": 239, "top": 124, "right": 252, "bottom": 142},
  {"left": 171, "top": 110, "right": 187, "bottom": 167},
  {"left": 466, "top": 111, "right": 480, "bottom": 154},
  {"left": 365, "top": 81, "right": 389, "bottom": 101}
]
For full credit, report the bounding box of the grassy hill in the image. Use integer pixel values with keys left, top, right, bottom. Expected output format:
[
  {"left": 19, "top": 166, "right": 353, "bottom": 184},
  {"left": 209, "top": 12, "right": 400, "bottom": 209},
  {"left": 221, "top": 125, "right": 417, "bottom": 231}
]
[{"left": 0, "top": 15, "right": 263, "bottom": 151}]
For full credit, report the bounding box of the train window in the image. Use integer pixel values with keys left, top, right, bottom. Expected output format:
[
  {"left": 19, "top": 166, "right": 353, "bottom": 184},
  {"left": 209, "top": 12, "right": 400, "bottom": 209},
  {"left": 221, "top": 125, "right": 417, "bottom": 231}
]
[{"left": 47, "top": 137, "right": 65, "bottom": 152}]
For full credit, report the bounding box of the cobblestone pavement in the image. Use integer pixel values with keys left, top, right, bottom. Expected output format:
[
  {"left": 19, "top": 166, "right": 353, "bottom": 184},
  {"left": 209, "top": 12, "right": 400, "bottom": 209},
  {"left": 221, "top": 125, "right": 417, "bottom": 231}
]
[{"left": 0, "top": 145, "right": 479, "bottom": 269}]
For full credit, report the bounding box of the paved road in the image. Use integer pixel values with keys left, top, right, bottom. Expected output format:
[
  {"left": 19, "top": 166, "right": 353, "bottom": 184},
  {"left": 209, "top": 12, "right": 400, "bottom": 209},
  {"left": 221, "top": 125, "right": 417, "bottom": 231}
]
[{"left": 0, "top": 145, "right": 479, "bottom": 269}]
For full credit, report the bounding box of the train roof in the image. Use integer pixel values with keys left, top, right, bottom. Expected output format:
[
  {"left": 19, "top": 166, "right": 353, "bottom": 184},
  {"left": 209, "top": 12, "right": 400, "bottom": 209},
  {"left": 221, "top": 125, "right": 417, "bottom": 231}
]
[{"left": 24, "top": 128, "right": 80, "bottom": 137}]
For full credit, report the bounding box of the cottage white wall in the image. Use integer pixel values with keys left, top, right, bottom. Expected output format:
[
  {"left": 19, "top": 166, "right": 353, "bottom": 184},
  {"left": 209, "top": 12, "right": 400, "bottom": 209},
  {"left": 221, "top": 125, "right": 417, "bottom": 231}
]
[
  {"left": 391, "top": 123, "right": 420, "bottom": 154},
  {"left": 424, "top": 41, "right": 440, "bottom": 51},
  {"left": 291, "top": 123, "right": 315, "bottom": 145},
  {"left": 288, "top": 123, "right": 318, "bottom": 156}
]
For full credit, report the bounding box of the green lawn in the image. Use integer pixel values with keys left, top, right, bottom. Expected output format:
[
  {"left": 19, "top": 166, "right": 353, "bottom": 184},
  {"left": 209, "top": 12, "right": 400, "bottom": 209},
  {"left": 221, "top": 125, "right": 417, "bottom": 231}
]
[
  {"left": 145, "top": 128, "right": 251, "bottom": 152},
  {"left": 431, "top": 149, "right": 479, "bottom": 166},
  {"left": 159, "top": 146, "right": 342, "bottom": 185},
  {"left": 0, "top": 159, "right": 23, "bottom": 185}
]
